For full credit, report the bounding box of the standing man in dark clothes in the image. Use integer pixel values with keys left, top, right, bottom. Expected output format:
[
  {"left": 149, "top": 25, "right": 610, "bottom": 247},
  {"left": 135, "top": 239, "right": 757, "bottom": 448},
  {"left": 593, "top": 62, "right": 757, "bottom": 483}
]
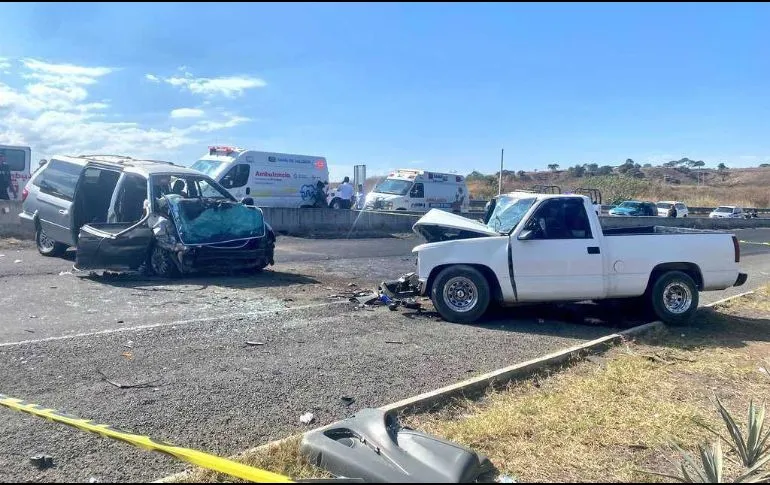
[{"left": 0, "top": 157, "right": 13, "bottom": 200}]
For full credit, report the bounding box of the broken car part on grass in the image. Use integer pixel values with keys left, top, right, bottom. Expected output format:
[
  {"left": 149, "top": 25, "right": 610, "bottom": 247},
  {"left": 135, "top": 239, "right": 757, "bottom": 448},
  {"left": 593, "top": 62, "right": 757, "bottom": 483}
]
[{"left": 300, "top": 408, "right": 494, "bottom": 483}]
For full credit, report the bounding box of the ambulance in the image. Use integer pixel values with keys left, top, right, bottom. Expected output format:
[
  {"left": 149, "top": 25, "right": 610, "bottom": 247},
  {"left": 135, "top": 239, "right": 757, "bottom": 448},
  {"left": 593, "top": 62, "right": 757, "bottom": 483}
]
[
  {"left": 191, "top": 146, "right": 330, "bottom": 208},
  {"left": 364, "top": 169, "right": 470, "bottom": 214},
  {"left": 0, "top": 144, "right": 32, "bottom": 201}
]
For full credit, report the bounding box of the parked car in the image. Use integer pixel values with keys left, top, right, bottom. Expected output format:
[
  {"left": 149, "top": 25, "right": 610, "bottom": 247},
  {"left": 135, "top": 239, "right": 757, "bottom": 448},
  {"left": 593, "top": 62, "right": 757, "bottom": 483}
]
[
  {"left": 19, "top": 155, "right": 275, "bottom": 276},
  {"left": 411, "top": 192, "right": 747, "bottom": 326},
  {"left": 656, "top": 201, "right": 689, "bottom": 218},
  {"left": 608, "top": 200, "right": 657, "bottom": 217},
  {"left": 709, "top": 206, "right": 744, "bottom": 219}
]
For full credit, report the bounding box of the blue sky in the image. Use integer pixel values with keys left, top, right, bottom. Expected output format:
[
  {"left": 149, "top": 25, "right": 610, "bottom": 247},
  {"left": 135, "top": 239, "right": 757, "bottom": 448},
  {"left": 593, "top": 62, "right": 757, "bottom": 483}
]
[{"left": 0, "top": 2, "right": 768, "bottom": 181}]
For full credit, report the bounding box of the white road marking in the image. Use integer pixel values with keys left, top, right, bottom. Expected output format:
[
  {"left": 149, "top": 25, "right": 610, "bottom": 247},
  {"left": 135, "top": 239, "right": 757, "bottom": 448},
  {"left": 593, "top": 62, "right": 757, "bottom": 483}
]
[{"left": 0, "top": 301, "right": 349, "bottom": 348}]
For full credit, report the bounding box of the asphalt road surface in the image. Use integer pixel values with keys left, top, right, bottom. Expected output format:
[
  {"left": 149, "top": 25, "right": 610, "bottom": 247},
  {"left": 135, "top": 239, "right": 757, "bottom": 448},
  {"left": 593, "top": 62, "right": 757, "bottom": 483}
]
[{"left": 0, "top": 230, "right": 768, "bottom": 482}]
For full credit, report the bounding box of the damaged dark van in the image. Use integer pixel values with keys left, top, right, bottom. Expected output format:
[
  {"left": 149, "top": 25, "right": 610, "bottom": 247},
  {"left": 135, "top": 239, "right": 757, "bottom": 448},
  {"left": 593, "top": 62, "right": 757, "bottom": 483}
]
[{"left": 19, "top": 155, "right": 275, "bottom": 277}]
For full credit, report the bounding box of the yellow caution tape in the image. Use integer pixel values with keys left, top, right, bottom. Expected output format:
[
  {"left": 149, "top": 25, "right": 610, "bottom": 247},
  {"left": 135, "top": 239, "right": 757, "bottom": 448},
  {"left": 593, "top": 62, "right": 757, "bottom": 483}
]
[{"left": 0, "top": 393, "right": 293, "bottom": 483}]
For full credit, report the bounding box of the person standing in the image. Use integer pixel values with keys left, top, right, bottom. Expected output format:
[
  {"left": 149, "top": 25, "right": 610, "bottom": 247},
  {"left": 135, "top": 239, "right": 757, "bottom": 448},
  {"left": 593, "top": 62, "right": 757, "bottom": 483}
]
[
  {"left": 668, "top": 204, "right": 677, "bottom": 218},
  {"left": 337, "top": 176, "right": 354, "bottom": 210},
  {"left": 0, "top": 157, "right": 12, "bottom": 200},
  {"left": 355, "top": 183, "right": 365, "bottom": 210}
]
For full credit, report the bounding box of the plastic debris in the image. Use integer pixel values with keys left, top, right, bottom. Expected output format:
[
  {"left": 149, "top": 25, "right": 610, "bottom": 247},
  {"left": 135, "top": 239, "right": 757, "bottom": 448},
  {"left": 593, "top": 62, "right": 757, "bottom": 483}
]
[
  {"left": 245, "top": 341, "right": 265, "bottom": 346},
  {"left": 30, "top": 455, "right": 54, "bottom": 470},
  {"left": 14, "top": 259, "right": 22, "bottom": 263},
  {"left": 300, "top": 412, "right": 315, "bottom": 424},
  {"left": 58, "top": 271, "right": 71, "bottom": 276},
  {"left": 340, "top": 396, "right": 355, "bottom": 407}
]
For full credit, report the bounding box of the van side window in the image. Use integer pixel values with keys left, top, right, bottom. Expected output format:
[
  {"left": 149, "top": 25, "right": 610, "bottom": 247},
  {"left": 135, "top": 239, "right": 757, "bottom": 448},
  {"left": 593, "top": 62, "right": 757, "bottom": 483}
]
[
  {"left": 221, "top": 164, "right": 250, "bottom": 189},
  {"left": 526, "top": 198, "right": 593, "bottom": 240},
  {"left": 33, "top": 159, "right": 82, "bottom": 201},
  {"left": 410, "top": 183, "right": 424, "bottom": 198},
  {"left": 0, "top": 148, "right": 27, "bottom": 171}
]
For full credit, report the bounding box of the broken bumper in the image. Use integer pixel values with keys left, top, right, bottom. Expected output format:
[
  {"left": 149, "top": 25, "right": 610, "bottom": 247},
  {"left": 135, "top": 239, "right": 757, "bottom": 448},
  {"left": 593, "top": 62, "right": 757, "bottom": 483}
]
[
  {"left": 178, "top": 239, "right": 274, "bottom": 271},
  {"left": 734, "top": 272, "right": 748, "bottom": 287}
]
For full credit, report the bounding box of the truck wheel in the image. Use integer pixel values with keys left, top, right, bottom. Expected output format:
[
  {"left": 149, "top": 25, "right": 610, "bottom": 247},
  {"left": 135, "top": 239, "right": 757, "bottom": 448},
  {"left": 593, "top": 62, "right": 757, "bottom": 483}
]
[
  {"left": 650, "top": 271, "right": 699, "bottom": 326},
  {"left": 330, "top": 198, "right": 342, "bottom": 209},
  {"left": 35, "top": 226, "right": 67, "bottom": 257},
  {"left": 148, "top": 246, "right": 180, "bottom": 278},
  {"left": 431, "top": 265, "right": 490, "bottom": 324}
]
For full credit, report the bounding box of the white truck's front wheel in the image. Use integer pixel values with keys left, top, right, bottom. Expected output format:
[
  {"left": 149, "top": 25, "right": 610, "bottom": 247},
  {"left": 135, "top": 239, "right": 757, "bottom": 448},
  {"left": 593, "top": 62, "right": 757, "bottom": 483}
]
[
  {"left": 431, "top": 265, "right": 490, "bottom": 324},
  {"left": 650, "top": 271, "right": 699, "bottom": 326}
]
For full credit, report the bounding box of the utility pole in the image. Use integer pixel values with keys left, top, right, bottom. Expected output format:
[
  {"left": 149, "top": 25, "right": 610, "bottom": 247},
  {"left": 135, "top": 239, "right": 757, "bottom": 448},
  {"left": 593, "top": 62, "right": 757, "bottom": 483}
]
[{"left": 498, "top": 148, "right": 504, "bottom": 195}]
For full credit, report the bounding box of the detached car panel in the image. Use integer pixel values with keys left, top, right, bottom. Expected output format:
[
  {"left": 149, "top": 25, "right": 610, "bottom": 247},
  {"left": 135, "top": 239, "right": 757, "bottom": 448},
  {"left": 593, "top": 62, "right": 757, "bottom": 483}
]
[{"left": 75, "top": 222, "right": 154, "bottom": 271}]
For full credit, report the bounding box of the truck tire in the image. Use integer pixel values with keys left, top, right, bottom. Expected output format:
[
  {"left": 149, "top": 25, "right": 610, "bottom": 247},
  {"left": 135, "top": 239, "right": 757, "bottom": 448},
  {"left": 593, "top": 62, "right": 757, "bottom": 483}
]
[
  {"left": 330, "top": 198, "right": 342, "bottom": 210},
  {"left": 148, "top": 246, "right": 180, "bottom": 278},
  {"left": 431, "top": 265, "right": 490, "bottom": 324},
  {"left": 650, "top": 271, "right": 699, "bottom": 326},
  {"left": 35, "top": 226, "right": 67, "bottom": 257}
]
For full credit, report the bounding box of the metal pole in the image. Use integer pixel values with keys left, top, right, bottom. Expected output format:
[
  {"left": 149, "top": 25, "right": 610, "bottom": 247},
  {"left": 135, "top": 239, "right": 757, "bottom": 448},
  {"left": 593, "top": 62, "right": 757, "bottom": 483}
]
[{"left": 498, "top": 148, "right": 504, "bottom": 195}]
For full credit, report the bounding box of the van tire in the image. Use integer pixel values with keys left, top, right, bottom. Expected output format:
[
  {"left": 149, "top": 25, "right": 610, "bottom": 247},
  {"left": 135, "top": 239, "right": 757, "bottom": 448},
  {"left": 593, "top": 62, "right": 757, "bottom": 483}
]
[
  {"left": 148, "top": 246, "right": 180, "bottom": 278},
  {"left": 35, "top": 226, "right": 67, "bottom": 257},
  {"left": 650, "top": 271, "right": 699, "bottom": 326},
  {"left": 431, "top": 265, "right": 490, "bottom": 324}
]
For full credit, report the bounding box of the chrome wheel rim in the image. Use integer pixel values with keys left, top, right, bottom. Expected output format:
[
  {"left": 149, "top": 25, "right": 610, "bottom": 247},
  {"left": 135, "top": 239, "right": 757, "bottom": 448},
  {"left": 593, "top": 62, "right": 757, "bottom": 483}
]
[
  {"left": 38, "top": 228, "right": 55, "bottom": 251},
  {"left": 443, "top": 276, "right": 478, "bottom": 313},
  {"left": 663, "top": 282, "right": 693, "bottom": 314}
]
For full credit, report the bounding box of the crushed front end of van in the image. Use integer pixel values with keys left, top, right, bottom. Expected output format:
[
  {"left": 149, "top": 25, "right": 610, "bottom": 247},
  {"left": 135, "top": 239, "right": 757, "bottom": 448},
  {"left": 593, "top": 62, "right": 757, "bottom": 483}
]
[{"left": 75, "top": 194, "right": 275, "bottom": 277}]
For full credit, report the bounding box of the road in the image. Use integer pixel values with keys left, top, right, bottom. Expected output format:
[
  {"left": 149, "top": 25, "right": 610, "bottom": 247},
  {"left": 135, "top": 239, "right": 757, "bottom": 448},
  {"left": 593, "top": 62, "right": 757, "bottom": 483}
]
[{"left": 0, "top": 230, "right": 768, "bottom": 482}]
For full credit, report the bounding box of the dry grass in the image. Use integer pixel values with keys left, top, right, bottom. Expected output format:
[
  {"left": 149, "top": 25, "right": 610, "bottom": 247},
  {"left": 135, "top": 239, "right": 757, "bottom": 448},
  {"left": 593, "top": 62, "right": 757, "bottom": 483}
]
[
  {"left": 176, "top": 436, "right": 328, "bottom": 483},
  {"left": 404, "top": 288, "right": 770, "bottom": 482},
  {"left": 0, "top": 237, "right": 27, "bottom": 250},
  {"left": 178, "top": 288, "right": 770, "bottom": 483}
]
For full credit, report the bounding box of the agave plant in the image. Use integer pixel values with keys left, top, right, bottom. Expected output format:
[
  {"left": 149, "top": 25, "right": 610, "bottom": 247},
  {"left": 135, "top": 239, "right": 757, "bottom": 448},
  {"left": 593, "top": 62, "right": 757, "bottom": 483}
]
[
  {"left": 700, "top": 399, "right": 770, "bottom": 468},
  {"left": 639, "top": 398, "right": 770, "bottom": 483}
]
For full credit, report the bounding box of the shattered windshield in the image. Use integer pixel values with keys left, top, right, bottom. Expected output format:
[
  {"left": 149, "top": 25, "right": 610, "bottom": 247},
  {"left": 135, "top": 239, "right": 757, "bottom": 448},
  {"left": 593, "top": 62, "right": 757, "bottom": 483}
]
[
  {"left": 151, "top": 174, "right": 232, "bottom": 203},
  {"left": 164, "top": 194, "right": 265, "bottom": 245},
  {"left": 191, "top": 159, "right": 226, "bottom": 178},
  {"left": 373, "top": 179, "right": 412, "bottom": 196},
  {"left": 486, "top": 196, "right": 537, "bottom": 233}
]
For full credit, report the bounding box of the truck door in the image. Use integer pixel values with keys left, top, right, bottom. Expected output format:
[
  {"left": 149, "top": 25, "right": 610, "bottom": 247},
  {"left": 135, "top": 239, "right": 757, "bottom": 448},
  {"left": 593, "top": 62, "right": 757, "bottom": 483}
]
[
  {"left": 509, "top": 197, "right": 606, "bottom": 301},
  {"left": 219, "top": 164, "right": 250, "bottom": 201},
  {"left": 409, "top": 182, "right": 425, "bottom": 211}
]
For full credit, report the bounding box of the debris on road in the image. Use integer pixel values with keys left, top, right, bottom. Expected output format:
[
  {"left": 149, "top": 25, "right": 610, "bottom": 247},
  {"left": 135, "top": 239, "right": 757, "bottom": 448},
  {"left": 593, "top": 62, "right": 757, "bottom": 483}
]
[
  {"left": 58, "top": 271, "right": 71, "bottom": 276},
  {"left": 24, "top": 329, "right": 34, "bottom": 333},
  {"left": 299, "top": 412, "right": 315, "bottom": 424},
  {"left": 340, "top": 396, "right": 355, "bottom": 407},
  {"left": 385, "top": 341, "right": 404, "bottom": 345},
  {"left": 96, "top": 370, "right": 160, "bottom": 390},
  {"left": 14, "top": 259, "right": 22, "bottom": 263},
  {"left": 245, "top": 341, "right": 266, "bottom": 346},
  {"left": 30, "top": 455, "right": 54, "bottom": 470}
]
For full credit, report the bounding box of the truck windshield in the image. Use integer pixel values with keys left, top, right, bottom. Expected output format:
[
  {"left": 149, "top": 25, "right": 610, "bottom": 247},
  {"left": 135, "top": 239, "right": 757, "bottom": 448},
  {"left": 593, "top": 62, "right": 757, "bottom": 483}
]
[
  {"left": 486, "top": 196, "right": 537, "bottom": 233},
  {"left": 373, "top": 179, "right": 412, "bottom": 196},
  {"left": 191, "top": 159, "right": 226, "bottom": 178}
]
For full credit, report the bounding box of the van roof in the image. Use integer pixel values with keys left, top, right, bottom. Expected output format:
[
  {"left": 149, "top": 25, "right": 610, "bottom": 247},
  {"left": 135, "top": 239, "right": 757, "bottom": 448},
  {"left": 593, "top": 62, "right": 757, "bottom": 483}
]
[
  {"left": 389, "top": 169, "right": 465, "bottom": 181},
  {"left": 54, "top": 154, "right": 204, "bottom": 177}
]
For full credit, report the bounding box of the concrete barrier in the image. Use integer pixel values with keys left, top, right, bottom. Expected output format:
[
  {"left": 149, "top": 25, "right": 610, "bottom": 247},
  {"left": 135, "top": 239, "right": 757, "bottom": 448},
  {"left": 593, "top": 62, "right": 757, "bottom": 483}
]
[
  {"left": 0, "top": 200, "right": 421, "bottom": 240},
  {"left": 2, "top": 198, "right": 768, "bottom": 242},
  {"left": 0, "top": 200, "right": 33, "bottom": 239}
]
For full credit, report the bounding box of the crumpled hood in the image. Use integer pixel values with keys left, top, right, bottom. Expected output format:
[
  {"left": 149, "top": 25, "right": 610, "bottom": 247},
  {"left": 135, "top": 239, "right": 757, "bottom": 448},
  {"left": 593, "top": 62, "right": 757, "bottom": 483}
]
[{"left": 412, "top": 209, "right": 499, "bottom": 243}]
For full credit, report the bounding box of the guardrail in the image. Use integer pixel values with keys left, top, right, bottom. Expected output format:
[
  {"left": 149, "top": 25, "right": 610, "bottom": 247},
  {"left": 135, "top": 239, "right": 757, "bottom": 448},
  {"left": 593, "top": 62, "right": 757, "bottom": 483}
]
[{"left": 466, "top": 198, "right": 769, "bottom": 215}]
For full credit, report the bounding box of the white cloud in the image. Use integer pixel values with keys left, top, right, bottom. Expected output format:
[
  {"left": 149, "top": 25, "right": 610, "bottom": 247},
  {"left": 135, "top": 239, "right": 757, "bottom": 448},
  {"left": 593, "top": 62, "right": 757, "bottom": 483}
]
[
  {"left": 147, "top": 71, "right": 267, "bottom": 98},
  {"left": 145, "top": 73, "right": 160, "bottom": 82},
  {"left": 0, "top": 57, "right": 11, "bottom": 71},
  {"left": 170, "top": 108, "right": 205, "bottom": 119},
  {"left": 0, "top": 59, "right": 252, "bottom": 160}
]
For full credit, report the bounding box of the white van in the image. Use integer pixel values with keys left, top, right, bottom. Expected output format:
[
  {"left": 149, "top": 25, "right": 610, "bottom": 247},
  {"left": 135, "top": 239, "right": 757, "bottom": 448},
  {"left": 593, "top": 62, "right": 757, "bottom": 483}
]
[
  {"left": 191, "top": 146, "right": 330, "bottom": 208},
  {"left": 364, "top": 169, "right": 470, "bottom": 214},
  {"left": 0, "top": 144, "right": 32, "bottom": 200}
]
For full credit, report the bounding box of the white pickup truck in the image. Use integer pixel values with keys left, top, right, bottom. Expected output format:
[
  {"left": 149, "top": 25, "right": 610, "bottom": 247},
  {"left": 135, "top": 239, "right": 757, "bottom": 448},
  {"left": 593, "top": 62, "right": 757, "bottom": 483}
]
[{"left": 411, "top": 192, "right": 747, "bottom": 325}]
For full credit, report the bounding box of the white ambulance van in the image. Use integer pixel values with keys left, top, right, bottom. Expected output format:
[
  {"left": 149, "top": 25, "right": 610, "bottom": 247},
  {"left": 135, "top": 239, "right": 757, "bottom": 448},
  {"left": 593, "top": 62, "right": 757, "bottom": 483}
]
[
  {"left": 0, "top": 144, "right": 32, "bottom": 201},
  {"left": 364, "top": 169, "right": 470, "bottom": 214},
  {"left": 191, "top": 146, "right": 330, "bottom": 208}
]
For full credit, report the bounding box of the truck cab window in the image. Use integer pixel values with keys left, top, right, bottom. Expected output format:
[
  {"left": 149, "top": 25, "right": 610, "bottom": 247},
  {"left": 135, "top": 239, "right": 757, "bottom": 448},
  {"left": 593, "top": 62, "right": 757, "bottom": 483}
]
[
  {"left": 527, "top": 198, "right": 592, "bottom": 239},
  {"left": 410, "top": 183, "right": 424, "bottom": 198},
  {"left": 221, "top": 164, "right": 250, "bottom": 188}
]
